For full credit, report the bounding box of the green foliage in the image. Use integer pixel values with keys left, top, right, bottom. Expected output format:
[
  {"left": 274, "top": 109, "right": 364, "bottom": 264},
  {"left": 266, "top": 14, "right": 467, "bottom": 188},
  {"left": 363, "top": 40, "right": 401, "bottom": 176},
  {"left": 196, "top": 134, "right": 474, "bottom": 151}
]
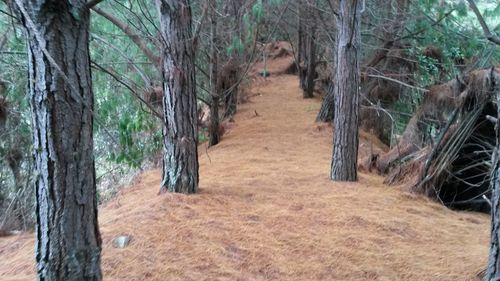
[
  {"left": 227, "top": 37, "right": 245, "bottom": 56},
  {"left": 87, "top": 1, "right": 165, "bottom": 170},
  {"left": 413, "top": 47, "right": 440, "bottom": 85},
  {"left": 268, "top": 0, "right": 284, "bottom": 5},
  {"left": 252, "top": 0, "right": 264, "bottom": 23},
  {"left": 198, "top": 128, "right": 208, "bottom": 144},
  {"left": 483, "top": 3, "right": 500, "bottom": 19},
  {"left": 453, "top": 1, "right": 468, "bottom": 17},
  {"left": 106, "top": 108, "right": 160, "bottom": 168}
]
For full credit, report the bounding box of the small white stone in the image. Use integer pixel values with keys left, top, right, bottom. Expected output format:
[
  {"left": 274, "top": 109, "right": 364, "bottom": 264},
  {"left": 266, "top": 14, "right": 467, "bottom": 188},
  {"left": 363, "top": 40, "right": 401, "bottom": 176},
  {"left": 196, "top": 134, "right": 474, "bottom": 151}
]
[{"left": 113, "top": 235, "right": 131, "bottom": 248}]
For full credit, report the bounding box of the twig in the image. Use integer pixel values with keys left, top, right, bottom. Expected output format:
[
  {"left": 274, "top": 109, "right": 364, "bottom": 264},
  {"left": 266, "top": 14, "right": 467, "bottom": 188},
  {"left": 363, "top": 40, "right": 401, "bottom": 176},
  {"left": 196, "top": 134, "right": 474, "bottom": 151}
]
[
  {"left": 366, "top": 74, "right": 429, "bottom": 92},
  {"left": 482, "top": 195, "right": 492, "bottom": 206},
  {"left": 487, "top": 115, "right": 498, "bottom": 124}
]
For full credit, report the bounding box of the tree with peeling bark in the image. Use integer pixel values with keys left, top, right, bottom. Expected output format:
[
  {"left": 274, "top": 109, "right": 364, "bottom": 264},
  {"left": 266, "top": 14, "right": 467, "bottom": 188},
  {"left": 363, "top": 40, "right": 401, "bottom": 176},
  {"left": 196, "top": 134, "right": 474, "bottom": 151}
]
[
  {"left": 14, "top": 0, "right": 102, "bottom": 279},
  {"left": 330, "top": 0, "right": 362, "bottom": 181},
  {"left": 156, "top": 0, "right": 199, "bottom": 194}
]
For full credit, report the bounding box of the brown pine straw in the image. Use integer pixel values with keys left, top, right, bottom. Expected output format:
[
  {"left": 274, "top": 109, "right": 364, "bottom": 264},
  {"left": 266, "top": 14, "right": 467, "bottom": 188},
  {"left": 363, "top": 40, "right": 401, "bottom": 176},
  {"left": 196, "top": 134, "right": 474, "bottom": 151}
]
[{"left": 0, "top": 51, "right": 490, "bottom": 281}]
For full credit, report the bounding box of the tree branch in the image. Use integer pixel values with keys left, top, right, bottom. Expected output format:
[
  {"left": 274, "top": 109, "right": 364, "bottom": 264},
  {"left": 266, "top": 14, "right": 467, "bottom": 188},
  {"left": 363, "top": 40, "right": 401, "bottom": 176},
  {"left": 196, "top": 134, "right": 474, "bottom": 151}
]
[
  {"left": 366, "top": 74, "right": 429, "bottom": 92},
  {"left": 91, "top": 61, "right": 164, "bottom": 123},
  {"left": 192, "top": 0, "right": 209, "bottom": 50},
  {"left": 92, "top": 7, "right": 161, "bottom": 67},
  {"left": 86, "top": 0, "right": 105, "bottom": 9},
  {"left": 467, "top": 0, "right": 500, "bottom": 45}
]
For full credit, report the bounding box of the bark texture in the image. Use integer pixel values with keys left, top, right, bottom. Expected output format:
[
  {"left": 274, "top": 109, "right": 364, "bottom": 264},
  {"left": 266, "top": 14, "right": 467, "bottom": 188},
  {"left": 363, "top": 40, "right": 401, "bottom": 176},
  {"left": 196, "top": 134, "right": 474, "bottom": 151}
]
[
  {"left": 18, "top": 0, "right": 102, "bottom": 280},
  {"left": 208, "top": 0, "right": 220, "bottom": 147},
  {"left": 331, "top": 0, "right": 362, "bottom": 181},
  {"left": 157, "top": 0, "right": 199, "bottom": 194},
  {"left": 303, "top": 2, "right": 317, "bottom": 99},
  {"left": 221, "top": 1, "right": 243, "bottom": 119},
  {"left": 485, "top": 68, "right": 500, "bottom": 280},
  {"left": 298, "top": 1, "right": 317, "bottom": 98},
  {"left": 316, "top": 82, "right": 335, "bottom": 122}
]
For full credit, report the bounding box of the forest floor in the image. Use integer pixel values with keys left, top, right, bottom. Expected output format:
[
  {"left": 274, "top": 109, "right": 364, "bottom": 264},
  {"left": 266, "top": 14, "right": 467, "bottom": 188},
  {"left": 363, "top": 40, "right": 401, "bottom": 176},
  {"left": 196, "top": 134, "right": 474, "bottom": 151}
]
[{"left": 0, "top": 53, "right": 491, "bottom": 281}]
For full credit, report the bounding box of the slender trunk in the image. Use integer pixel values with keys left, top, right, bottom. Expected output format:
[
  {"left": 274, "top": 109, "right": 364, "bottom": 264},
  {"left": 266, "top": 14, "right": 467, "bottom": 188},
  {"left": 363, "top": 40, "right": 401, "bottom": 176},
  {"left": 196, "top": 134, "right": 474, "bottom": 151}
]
[
  {"left": 485, "top": 68, "right": 500, "bottom": 280},
  {"left": 331, "top": 0, "right": 362, "bottom": 181},
  {"left": 224, "top": 88, "right": 237, "bottom": 119},
  {"left": 17, "top": 1, "right": 102, "bottom": 279},
  {"left": 157, "top": 0, "right": 199, "bottom": 194},
  {"left": 208, "top": 0, "right": 220, "bottom": 147},
  {"left": 297, "top": 2, "right": 305, "bottom": 90},
  {"left": 304, "top": 14, "right": 317, "bottom": 99},
  {"left": 222, "top": 2, "right": 242, "bottom": 119}
]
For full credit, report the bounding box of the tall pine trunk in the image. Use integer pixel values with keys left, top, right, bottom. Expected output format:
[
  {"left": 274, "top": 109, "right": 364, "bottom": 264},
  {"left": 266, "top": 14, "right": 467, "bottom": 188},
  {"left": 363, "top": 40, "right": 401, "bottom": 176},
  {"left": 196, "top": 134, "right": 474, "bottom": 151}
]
[
  {"left": 208, "top": 0, "right": 220, "bottom": 147},
  {"left": 17, "top": 1, "right": 102, "bottom": 279},
  {"left": 485, "top": 68, "right": 500, "bottom": 280},
  {"left": 157, "top": 0, "right": 199, "bottom": 194},
  {"left": 331, "top": 0, "right": 362, "bottom": 181}
]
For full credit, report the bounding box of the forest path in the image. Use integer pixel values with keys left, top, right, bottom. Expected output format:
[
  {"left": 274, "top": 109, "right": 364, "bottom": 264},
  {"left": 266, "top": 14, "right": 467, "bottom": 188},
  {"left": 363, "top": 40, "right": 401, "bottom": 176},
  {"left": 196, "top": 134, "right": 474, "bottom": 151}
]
[{"left": 0, "top": 56, "right": 491, "bottom": 281}]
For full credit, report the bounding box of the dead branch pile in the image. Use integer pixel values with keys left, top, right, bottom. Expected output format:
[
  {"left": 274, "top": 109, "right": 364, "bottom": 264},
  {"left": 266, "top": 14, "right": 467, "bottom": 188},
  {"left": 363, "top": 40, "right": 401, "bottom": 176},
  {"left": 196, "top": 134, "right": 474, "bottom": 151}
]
[
  {"left": 262, "top": 41, "right": 293, "bottom": 59},
  {"left": 365, "top": 67, "right": 500, "bottom": 212}
]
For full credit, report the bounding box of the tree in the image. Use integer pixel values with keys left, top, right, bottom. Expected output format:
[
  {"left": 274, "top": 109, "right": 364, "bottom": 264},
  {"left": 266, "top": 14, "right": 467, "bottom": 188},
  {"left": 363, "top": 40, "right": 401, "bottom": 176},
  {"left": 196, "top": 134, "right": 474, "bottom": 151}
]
[
  {"left": 156, "top": 0, "right": 199, "bottom": 194},
  {"left": 485, "top": 68, "right": 500, "bottom": 280},
  {"left": 298, "top": 0, "right": 317, "bottom": 99},
  {"left": 208, "top": 0, "right": 221, "bottom": 147},
  {"left": 14, "top": 0, "right": 102, "bottom": 279},
  {"left": 330, "top": 0, "right": 362, "bottom": 181}
]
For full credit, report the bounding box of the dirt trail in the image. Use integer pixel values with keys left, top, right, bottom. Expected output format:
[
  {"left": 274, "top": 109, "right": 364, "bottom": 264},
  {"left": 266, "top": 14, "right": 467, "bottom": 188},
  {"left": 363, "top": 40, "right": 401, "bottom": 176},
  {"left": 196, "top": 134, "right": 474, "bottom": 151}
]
[{"left": 0, "top": 57, "right": 491, "bottom": 281}]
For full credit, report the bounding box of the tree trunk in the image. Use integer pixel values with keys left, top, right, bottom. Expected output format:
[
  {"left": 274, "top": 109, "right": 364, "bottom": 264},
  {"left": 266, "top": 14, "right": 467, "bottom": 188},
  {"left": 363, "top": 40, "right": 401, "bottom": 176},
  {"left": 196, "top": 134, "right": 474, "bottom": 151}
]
[
  {"left": 485, "top": 68, "right": 500, "bottom": 280},
  {"left": 316, "top": 82, "right": 335, "bottom": 122},
  {"left": 303, "top": 2, "right": 317, "bottom": 98},
  {"left": 221, "top": 1, "right": 243, "bottom": 119},
  {"left": 17, "top": 1, "right": 102, "bottom": 279},
  {"left": 208, "top": 0, "right": 220, "bottom": 147},
  {"left": 223, "top": 88, "right": 237, "bottom": 119},
  {"left": 297, "top": 2, "right": 305, "bottom": 90},
  {"left": 157, "top": 0, "right": 199, "bottom": 194},
  {"left": 331, "top": 0, "right": 362, "bottom": 181}
]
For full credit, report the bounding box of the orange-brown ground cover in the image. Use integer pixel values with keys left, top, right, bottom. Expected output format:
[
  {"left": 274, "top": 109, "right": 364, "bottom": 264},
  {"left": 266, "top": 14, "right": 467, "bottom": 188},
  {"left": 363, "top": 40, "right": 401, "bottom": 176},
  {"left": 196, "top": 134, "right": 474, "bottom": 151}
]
[{"left": 0, "top": 57, "right": 490, "bottom": 281}]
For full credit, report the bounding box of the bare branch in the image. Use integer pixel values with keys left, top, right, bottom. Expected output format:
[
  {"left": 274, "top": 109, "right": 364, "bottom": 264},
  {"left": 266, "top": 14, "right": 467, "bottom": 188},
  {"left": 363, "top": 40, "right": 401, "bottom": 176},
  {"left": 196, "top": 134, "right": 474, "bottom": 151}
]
[
  {"left": 366, "top": 74, "right": 429, "bottom": 92},
  {"left": 487, "top": 115, "right": 498, "bottom": 124},
  {"left": 192, "top": 0, "right": 209, "bottom": 50},
  {"left": 92, "top": 7, "right": 161, "bottom": 68},
  {"left": 467, "top": 0, "right": 500, "bottom": 45},
  {"left": 91, "top": 61, "right": 164, "bottom": 123},
  {"left": 86, "top": 0, "right": 105, "bottom": 9}
]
